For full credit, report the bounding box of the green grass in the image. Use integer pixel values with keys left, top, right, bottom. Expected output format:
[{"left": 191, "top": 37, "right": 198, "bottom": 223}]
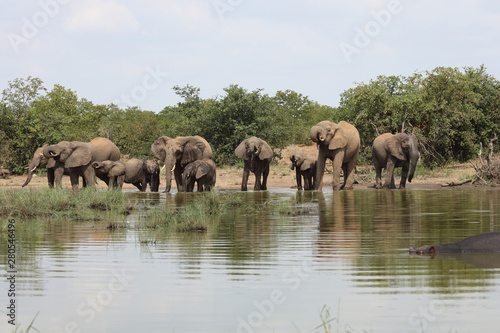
[
  {"left": 0, "top": 188, "right": 133, "bottom": 222},
  {"left": 1, "top": 188, "right": 294, "bottom": 233},
  {"left": 143, "top": 190, "right": 258, "bottom": 232},
  {"left": 11, "top": 312, "right": 39, "bottom": 333}
]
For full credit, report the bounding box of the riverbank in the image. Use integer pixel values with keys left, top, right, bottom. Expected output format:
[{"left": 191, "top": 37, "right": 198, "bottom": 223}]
[{"left": 0, "top": 145, "right": 479, "bottom": 191}]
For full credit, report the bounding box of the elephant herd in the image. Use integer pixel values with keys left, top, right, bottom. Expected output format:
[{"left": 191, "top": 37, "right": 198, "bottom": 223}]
[
  {"left": 237, "top": 120, "right": 420, "bottom": 192},
  {"left": 22, "top": 138, "right": 160, "bottom": 193},
  {"left": 291, "top": 120, "right": 420, "bottom": 191},
  {"left": 21, "top": 120, "right": 420, "bottom": 193}
]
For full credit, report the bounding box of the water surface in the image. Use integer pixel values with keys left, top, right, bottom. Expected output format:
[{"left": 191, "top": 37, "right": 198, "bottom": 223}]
[{"left": 2, "top": 187, "right": 500, "bottom": 332}]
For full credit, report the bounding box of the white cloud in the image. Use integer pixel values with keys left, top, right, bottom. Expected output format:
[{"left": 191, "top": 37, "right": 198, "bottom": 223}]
[{"left": 63, "top": 0, "right": 140, "bottom": 34}]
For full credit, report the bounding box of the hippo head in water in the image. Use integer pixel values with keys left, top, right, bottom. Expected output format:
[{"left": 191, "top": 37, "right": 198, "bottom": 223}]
[
  {"left": 409, "top": 245, "right": 436, "bottom": 255},
  {"left": 409, "top": 232, "right": 500, "bottom": 255}
]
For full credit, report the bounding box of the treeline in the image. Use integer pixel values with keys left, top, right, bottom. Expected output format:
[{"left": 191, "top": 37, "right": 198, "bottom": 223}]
[
  {"left": 0, "top": 78, "right": 334, "bottom": 174},
  {"left": 1, "top": 65, "right": 499, "bottom": 174},
  {"left": 338, "top": 66, "right": 500, "bottom": 167}
]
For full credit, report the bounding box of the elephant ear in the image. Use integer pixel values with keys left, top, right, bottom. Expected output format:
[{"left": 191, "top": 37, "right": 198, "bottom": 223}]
[
  {"left": 386, "top": 135, "right": 407, "bottom": 161},
  {"left": 235, "top": 141, "right": 248, "bottom": 160},
  {"left": 181, "top": 145, "right": 202, "bottom": 166},
  {"left": 328, "top": 127, "right": 348, "bottom": 150},
  {"left": 300, "top": 159, "right": 313, "bottom": 172},
  {"left": 109, "top": 162, "right": 126, "bottom": 177},
  {"left": 195, "top": 163, "right": 211, "bottom": 179},
  {"left": 65, "top": 146, "right": 92, "bottom": 168},
  {"left": 151, "top": 136, "right": 170, "bottom": 161},
  {"left": 258, "top": 140, "right": 273, "bottom": 160}
]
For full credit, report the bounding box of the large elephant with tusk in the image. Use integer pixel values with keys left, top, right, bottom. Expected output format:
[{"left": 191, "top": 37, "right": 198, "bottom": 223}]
[
  {"left": 151, "top": 136, "right": 213, "bottom": 192},
  {"left": 310, "top": 120, "right": 360, "bottom": 191},
  {"left": 40, "top": 137, "right": 120, "bottom": 192},
  {"left": 23, "top": 145, "right": 72, "bottom": 188}
]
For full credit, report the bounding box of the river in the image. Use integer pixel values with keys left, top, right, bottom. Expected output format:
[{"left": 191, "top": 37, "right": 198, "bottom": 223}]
[{"left": 2, "top": 187, "right": 500, "bottom": 333}]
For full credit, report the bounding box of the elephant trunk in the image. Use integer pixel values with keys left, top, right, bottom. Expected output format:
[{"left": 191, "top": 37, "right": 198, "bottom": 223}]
[
  {"left": 408, "top": 136, "right": 420, "bottom": 183},
  {"left": 310, "top": 126, "right": 325, "bottom": 143},
  {"left": 22, "top": 169, "right": 34, "bottom": 187},
  {"left": 408, "top": 154, "right": 418, "bottom": 183},
  {"left": 43, "top": 145, "right": 60, "bottom": 159},
  {"left": 22, "top": 159, "right": 40, "bottom": 187},
  {"left": 182, "top": 173, "right": 188, "bottom": 192},
  {"left": 163, "top": 158, "right": 175, "bottom": 192}
]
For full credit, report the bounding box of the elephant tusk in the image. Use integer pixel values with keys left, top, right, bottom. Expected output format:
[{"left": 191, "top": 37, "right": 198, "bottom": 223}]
[
  {"left": 39, "top": 153, "right": 44, "bottom": 156},
  {"left": 31, "top": 166, "right": 37, "bottom": 172},
  {"left": 160, "top": 165, "right": 166, "bottom": 172},
  {"left": 49, "top": 151, "right": 58, "bottom": 156},
  {"left": 171, "top": 164, "right": 175, "bottom": 172}
]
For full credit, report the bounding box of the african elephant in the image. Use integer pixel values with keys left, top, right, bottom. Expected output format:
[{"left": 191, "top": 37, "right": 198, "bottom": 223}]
[
  {"left": 182, "top": 158, "right": 216, "bottom": 192},
  {"left": 235, "top": 137, "right": 273, "bottom": 191},
  {"left": 22, "top": 145, "right": 73, "bottom": 188},
  {"left": 92, "top": 158, "right": 154, "bottom": 191},
  {"left": 372, "top": 133, "right": 420, "bottom": 189},
  {"left": 310, "top": 121, "right": 360, "bottom": 191},
  {"left": 42, "top": 137, "right": 120, "bottom": 193},
  {"left": 151, "top": 136, "right": 212, "bottom": 192},
  {"left": 289, "top": 153, "right": 317, "bottom": 191},
  {"left": 143, "top": 159, "right": 160, "bottom": 192}
]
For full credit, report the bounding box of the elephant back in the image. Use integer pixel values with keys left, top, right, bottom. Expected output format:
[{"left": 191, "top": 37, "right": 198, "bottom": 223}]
[{"left": 89, "top": 137, "right": 121, "bottom": 161}]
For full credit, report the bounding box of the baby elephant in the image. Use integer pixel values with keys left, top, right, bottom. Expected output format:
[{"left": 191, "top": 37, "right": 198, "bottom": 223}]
[
  {"left": 289, "top": 154, "right": 317, "bottom": 190},
  {"left": 143, "top": 159, "right": 160, "bottom": 192},
  {"left": 182, "top": 158, "right": 216, "bottom": 192},
  {"left": 92, "top": 159, "right": 158, "bottom": 192}
]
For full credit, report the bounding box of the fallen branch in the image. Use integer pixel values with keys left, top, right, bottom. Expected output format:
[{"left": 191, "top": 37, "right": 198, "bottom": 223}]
[
  {"left": 441, "top": 179, "right": 472, "bottom": 187},
  {"left": 487, "top": 133, "right": 498, "bottom": 166}
]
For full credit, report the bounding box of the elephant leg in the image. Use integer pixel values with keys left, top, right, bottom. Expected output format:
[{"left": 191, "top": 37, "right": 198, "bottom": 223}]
[
  {"left": 140, "top": 175, "right": 147, "bottom": 192},
  {"left": 253, "top": 169, "right": 262, "bottom": 191},
  {"left": 261, "top": 165, "right": 269, "bottom": 190},
  {"left": 303, "top": 174, "right": 310, "bottom": 191},
  {"left": 197, "top": 179, "right": 204, "bottom": 192},
  {"left": 174, "top": 167, "right": 184, "bottom": 192},
  {"left": 83, "top": 167, "right": 96, "bottom": 190},
  {"left": 343, "top": 152, "right": 358, "bottom": 190},
  {"left": 305, "top": 173, "right": 314, "bottom": 191},
  {"left": 132, "top": 181, "right": 143, "bottom": 191},
  {"left": 399, "top": 162, "right": 410, "bottom": 189},
  {"left": 384, "top": 159, "right": 396, "bottom": 189},
  {"left": 47, "top": 168, "right": 55, "bottom": 188},
  {"left": 69, "top": 172, "right": 80, "bottom": 193},
  {"left": 375, "top": 166, "right": 383, "bottom": 189},
  {"left": 331, "top": 152, "right": 345, "bottom": 191},
  {"left": 315, "top": 150, "right": 326, "bottom": 190},
  {"left": 186, "top": 179, "right": 195, "bottom": 192},
  {"left": 53, "top": 167, "right": 64, "bottom": 188},
  {"left": 241, "top": 164, "right": 250, "bottom": 191},
  {"left": 296, "top": 169, "right": 302, "bottom": 190}
]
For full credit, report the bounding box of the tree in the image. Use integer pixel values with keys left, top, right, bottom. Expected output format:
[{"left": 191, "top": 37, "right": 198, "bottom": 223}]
[{"left": 338, "top": 66, "right": 500, "bottom": 167}]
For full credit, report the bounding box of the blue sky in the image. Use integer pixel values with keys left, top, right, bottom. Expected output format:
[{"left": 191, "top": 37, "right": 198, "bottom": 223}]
[{"left": 1, "top": 0, "right": 499, "bottom": 112}]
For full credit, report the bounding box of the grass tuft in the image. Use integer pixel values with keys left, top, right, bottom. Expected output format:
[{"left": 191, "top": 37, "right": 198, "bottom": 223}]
[
  {"left": 143, "top": 190, "right": 264, "bottom": 232},
  {"left": 0, "top": 188, "right": 132, "bottom": 222}
]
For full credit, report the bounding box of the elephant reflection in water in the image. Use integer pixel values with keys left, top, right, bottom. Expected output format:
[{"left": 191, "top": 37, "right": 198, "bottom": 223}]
[{"left": 315, "top": 191, "right": 362, "bottom": 260}]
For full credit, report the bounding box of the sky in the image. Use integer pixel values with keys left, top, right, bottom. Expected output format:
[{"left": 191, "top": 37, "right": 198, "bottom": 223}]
[{"left": 1, "top": 0, "right": 500, "bottom": 112}]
